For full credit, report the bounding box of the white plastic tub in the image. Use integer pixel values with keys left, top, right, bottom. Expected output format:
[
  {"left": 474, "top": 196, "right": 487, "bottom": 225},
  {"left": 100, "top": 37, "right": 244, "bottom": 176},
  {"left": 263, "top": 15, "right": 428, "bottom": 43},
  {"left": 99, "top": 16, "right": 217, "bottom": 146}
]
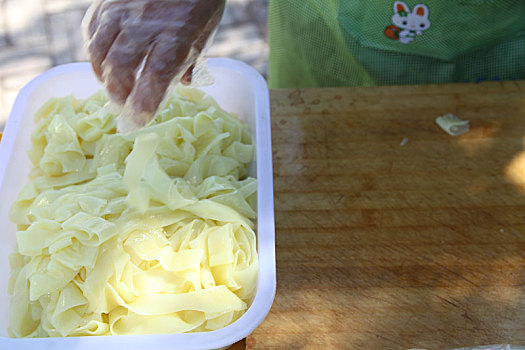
[{"left": 0, "top": 58, "right": 275, "bottom": 350}]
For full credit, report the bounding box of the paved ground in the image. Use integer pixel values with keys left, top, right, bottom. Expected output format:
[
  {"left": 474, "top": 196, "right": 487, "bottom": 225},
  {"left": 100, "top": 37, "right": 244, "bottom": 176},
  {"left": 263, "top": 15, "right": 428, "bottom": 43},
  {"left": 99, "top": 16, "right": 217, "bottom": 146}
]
[{"left": 0, "top": 0, "right": 269, "bottom": 129}]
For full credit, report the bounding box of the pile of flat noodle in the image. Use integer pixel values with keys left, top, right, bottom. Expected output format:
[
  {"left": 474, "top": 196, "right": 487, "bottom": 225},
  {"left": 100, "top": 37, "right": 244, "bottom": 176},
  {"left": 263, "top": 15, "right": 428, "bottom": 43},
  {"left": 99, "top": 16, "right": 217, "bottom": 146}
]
[{"left": 8, "top": 86, "right": 258, "bottom": 337}]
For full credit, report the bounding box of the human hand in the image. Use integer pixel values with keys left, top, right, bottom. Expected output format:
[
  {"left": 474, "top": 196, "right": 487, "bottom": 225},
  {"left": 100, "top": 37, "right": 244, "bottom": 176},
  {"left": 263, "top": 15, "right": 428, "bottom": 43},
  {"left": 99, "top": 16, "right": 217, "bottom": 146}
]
[{"left": 84, "top": 0, "right": 225, "bottom": 130}]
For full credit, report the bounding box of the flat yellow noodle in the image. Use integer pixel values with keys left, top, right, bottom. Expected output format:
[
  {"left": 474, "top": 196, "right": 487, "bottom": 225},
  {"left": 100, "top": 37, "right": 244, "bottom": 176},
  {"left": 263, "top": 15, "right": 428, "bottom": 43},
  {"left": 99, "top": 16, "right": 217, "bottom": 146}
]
[{"left": 8, "top": 86, "right": 258, "bottom": 337}]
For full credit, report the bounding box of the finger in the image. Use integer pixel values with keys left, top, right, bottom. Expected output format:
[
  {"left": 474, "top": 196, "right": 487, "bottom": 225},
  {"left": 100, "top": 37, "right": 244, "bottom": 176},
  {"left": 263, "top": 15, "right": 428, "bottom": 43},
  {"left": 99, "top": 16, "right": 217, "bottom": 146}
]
[
  {"left": 181, "top": 5, "right": 223, "bottom": 85},
  {"left": 181, "top": 65, "right": 194, "bottom": 85},
  {"left": 193, "top": 0, "right": 224, "bottom": 52},
  {"left": 87, "top": 1, "right": 129, "bottom": 81},
  {"left": 129, "top": 31, "right": 192, "bottom": 115},
  {"left": 103, "top": 23, "right": 161, "bottom": 104},
  {"left": 81, "top": 0, "right": 103, "bottom": 40}
]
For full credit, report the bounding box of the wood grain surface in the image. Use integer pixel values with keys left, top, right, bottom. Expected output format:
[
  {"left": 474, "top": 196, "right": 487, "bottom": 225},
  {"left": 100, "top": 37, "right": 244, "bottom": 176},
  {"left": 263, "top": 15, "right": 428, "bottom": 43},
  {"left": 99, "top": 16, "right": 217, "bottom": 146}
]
[{"left": 248, "top": 81, "right": 525, "bottom": 349}]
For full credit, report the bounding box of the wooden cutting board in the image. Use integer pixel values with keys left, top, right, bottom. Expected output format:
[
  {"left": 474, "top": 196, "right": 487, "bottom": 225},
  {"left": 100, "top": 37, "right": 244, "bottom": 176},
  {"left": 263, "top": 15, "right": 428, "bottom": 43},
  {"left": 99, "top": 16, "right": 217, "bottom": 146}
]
[{"left": 248, "top": 81, "right": 525, "bottom": 349}]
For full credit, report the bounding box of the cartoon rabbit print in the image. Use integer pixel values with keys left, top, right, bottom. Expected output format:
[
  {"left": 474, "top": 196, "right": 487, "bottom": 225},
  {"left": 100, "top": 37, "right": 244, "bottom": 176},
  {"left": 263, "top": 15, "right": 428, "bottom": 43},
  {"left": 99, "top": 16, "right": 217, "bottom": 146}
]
[{"left": 391, "top": 1, "right": 431, "bottom": 44}]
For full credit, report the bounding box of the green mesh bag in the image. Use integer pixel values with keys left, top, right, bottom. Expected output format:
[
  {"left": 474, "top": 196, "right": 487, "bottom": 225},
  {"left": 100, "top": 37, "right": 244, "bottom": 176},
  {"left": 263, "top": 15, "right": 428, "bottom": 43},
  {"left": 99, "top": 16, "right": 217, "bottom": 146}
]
[{"left": 268, "top": 0, "right": 525, "bottom": 88}]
